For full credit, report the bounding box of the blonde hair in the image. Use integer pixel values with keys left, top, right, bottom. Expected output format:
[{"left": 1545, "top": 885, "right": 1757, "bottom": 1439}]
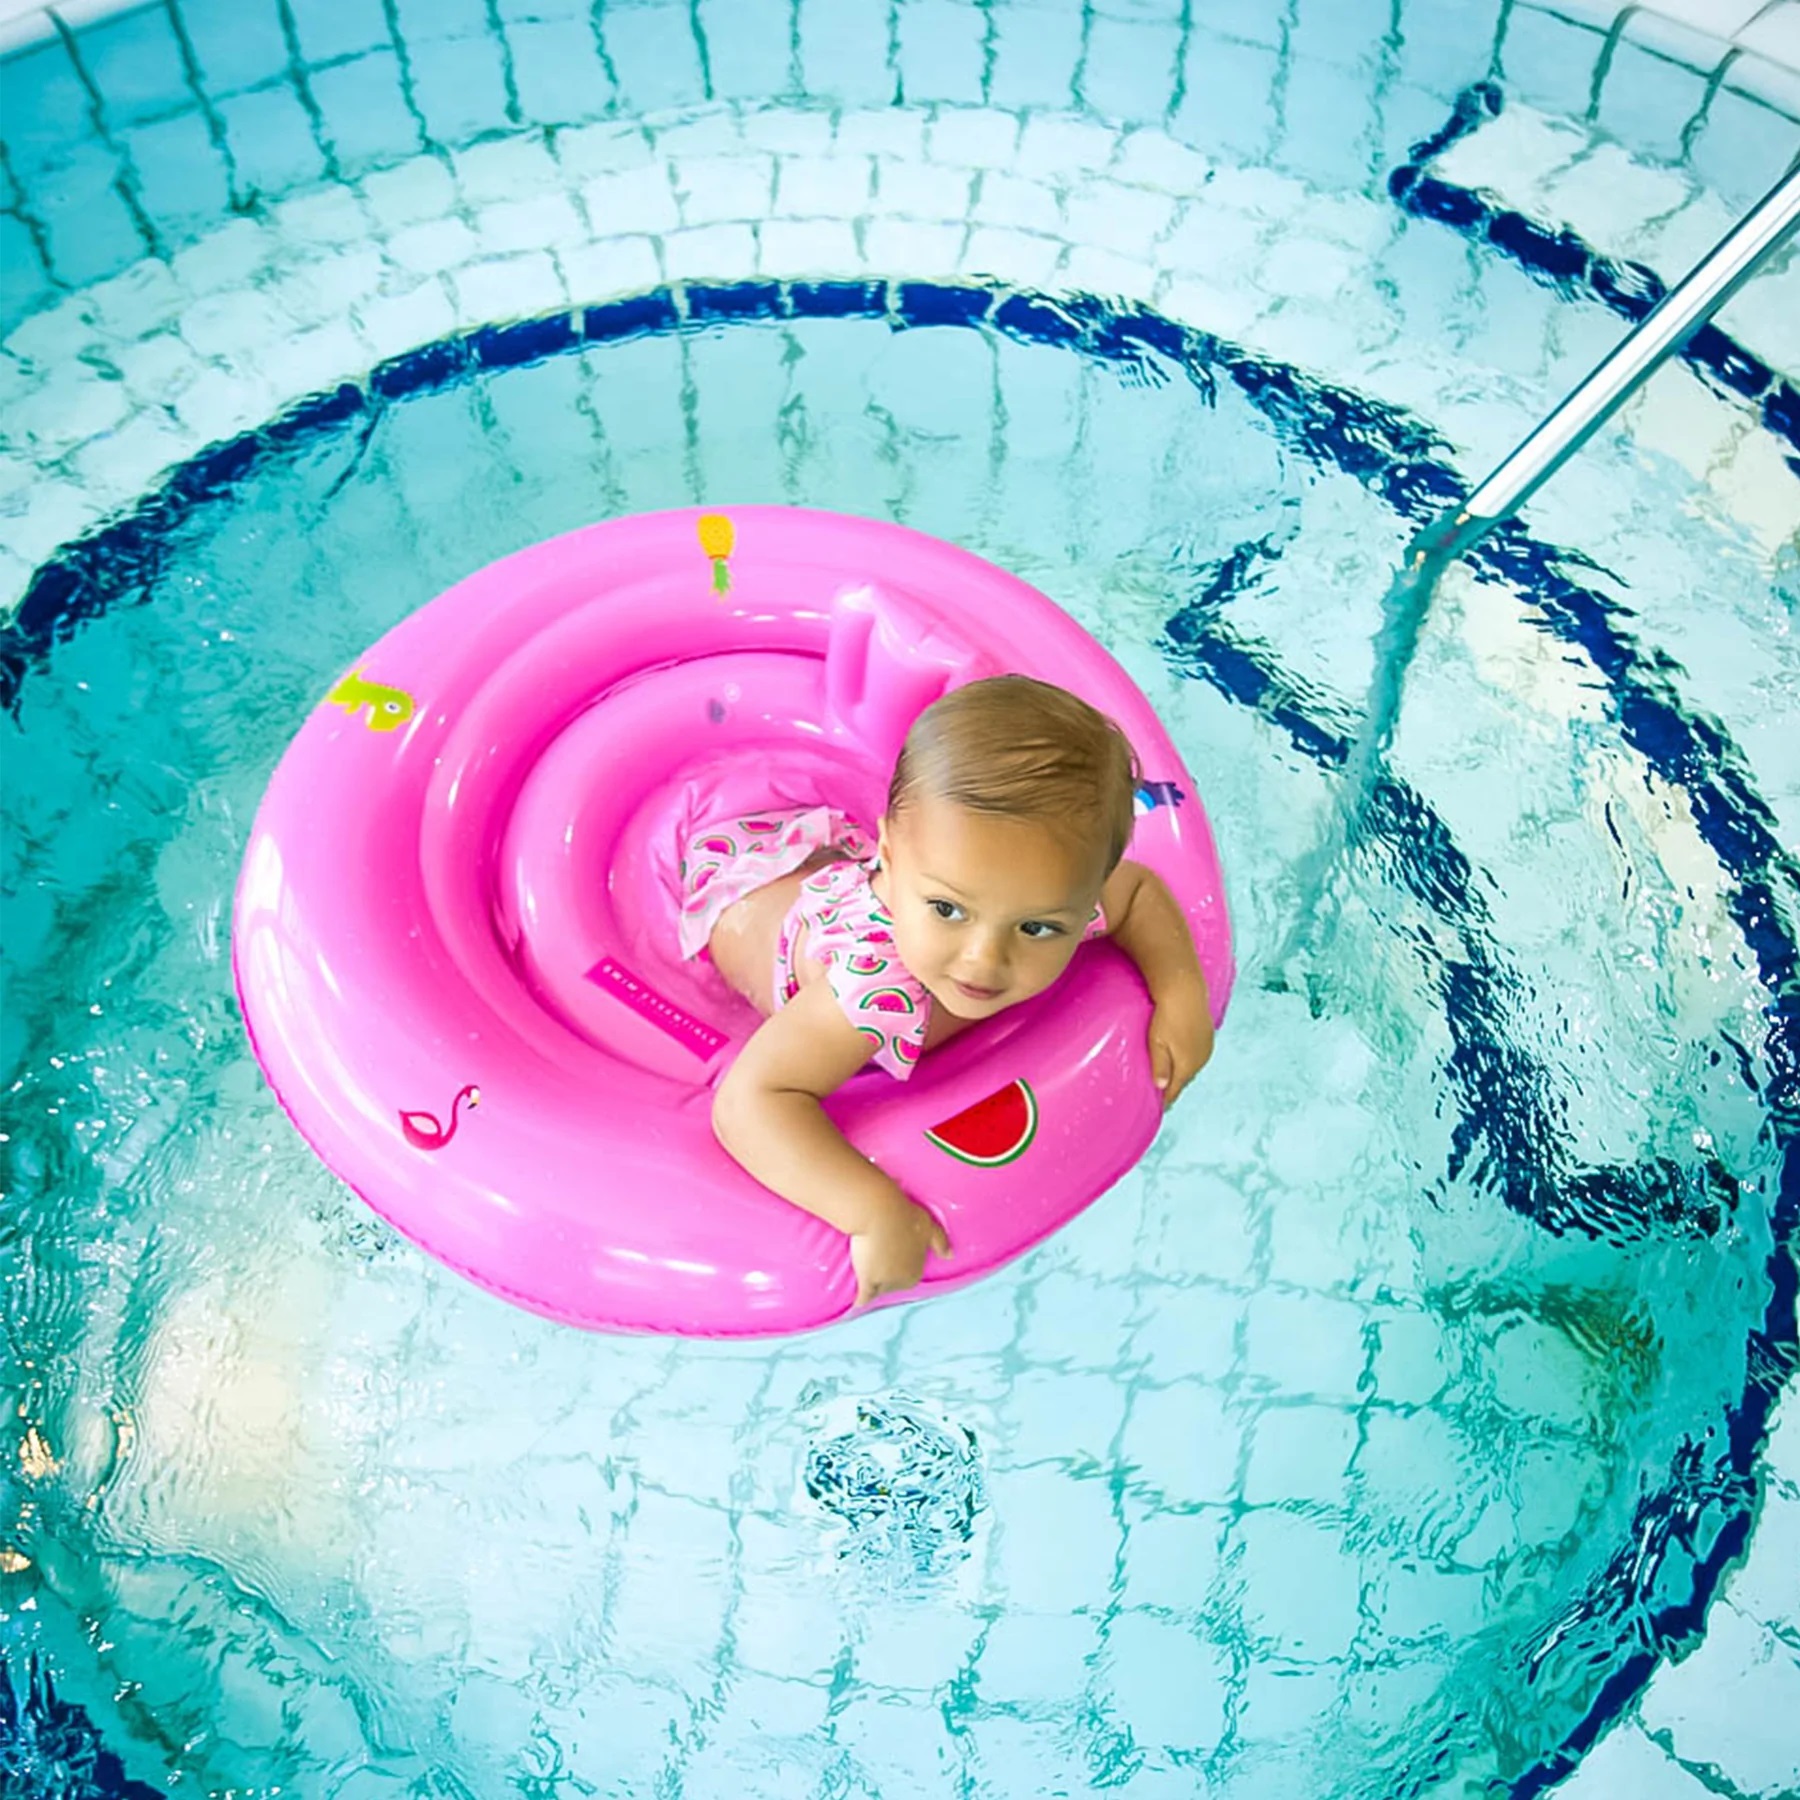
[{"left": 887, "top": 676, "right": 1141, "bottom": 875}]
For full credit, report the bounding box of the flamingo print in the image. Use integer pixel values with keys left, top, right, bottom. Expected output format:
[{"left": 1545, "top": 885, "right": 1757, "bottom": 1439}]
[{"left": 399, "top": 1084, "right": 480, "bottom": 1151}]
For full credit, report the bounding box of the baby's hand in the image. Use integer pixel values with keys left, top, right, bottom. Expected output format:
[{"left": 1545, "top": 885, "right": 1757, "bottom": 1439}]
[
  {"left": 850, "top": 1187, "right": 951, "bottom": 1307},
  {"left": 1149, "top": 972, "right": 1214, "bottom": 1108}
]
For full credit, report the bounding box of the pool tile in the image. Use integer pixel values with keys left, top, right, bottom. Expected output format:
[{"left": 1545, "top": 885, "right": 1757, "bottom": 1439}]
[
  {"left": 1639, "top": 1600, "right": 1800, "bottom": 1795},
  {"left": 359, "top": 155, "right": 456, "bottom": 230},
  {"left": 972, "top": 169, "right": 1062, "bottom": 233},
  {"left": 1238, "top": 1660, "right": 1343, "bottom": 1741},
  {"left": 1553, "top": 1719, "right": 1718, "bottom": 1799},
  {"left": 1688, "top": 83, "right": 1800, "bottom": 208},
  {"left": 1123, "top": 1500, "right": 1226, "bottom": 1613},
  {"left": 1539, "top": 144, "right": 1692, "bottom": 255},
  {"left": 251, "top": 317, "right": 367, "bottom": 409},
  {"left": 852, "top": 1607, "right": 983, "bottom": 1693},
  {"left": 75, "top": 5, "right": 192, "bottom": 132},
  {"left": 1244, "top": 1288, "right": 1368, "bottom": 1400},
  {"left": 1369, "top": 1308, "right": 1449, "bottom": 1406},
  {"left": 1389, "top": 0, "right": 1506, "bottom": 97},
  {"left": 387, "top": 216, "right": 478, "bottom": 276},
  {"left": 1121, "top": 1379, "right": 1242, "bottom": 1505},
  {"left": 217, "top": 85, "right": 326, "bottom": 201},
  {"left": 0, "top": 38, "right": 93, "bottom": 176},
  {"left": 862, "top": 215, "right": 966, "bottom": 274},
  {"left": 580, "top": 164, "right": 680, "bottom": 236},
  {"left": 1082, "top": 12, "right": 1183, "bottom": 122},
  {"left": 601, "top": 1, "right": 710, "bottom": 115},
  {"left": 1005, "top": 1368, "right": 1129, "bottom": 1468},
  {"left": 180, "top": 0, "right": 291, "bottom": 101},
  {"left": 506, "top": 15, "right": 618, "bottom": 127},
  {"left": 558, "top": 233, "right": 662, "bottom": 302},
  {"left": 7, "top": 362, "right": 126, "bottom": 455},
  {"left": 165, "top": 365, "right": 278, "bottom": 450},
  {"left": 960, "top": 223, "right": 1062, "bottom": 285},
  {"left": 1101, "top": 1612, "right": 1231, "bottom": 1754},
  {"left": 989, "top": 1467, "right": 1120, "bottom": 1611},
  {"left": 446, "top": 249, "right": 567, "bottom": 323},
  {"left": 758, "top": 216, "right": 859, "bottom": 275},
  {"left": 673, "top": 149, "right": 774, "bottom": 224},
  {"left": 694, "top": 0, "right": 797, "bottom": 103},
  {"left": 1233, "top": 1508, "right": 1362, "bottom": 1659},
  {"left": 1170, "top": 28, "right": 1280, "bottom": 162},
  {"left": 109, "top": 329, "right": 206, "bottom": 405},
  {"left": 1014, "top": 113, "right": 1118, "bottom": 181},
  {"left": 390, "top": 0, "right": 489, "bottom": 44},
  {"left": 986, "top": 0, "right": 1084, "bottom": 111},
  {"left": 926, "top": 103, "right": 1021, "bottom": 168},
  {"left": 796, "top": 0, "right": 895, "bottom": 108},
  {"left": 406, "top": 32, "right": 514, "bottom": 146},
  {"left": 32, "top": 144, "right": 149, "bottom": 288},
  {"left": 0, "top": 211, "right": 53, "bottom": 335},
  {"left": 1058, "top": 244, "right": 1158, "bottom": 302},
  {"left": 554, "top": 116, "right": 655, "bottom": 177},
  {"left": 1738, "top": 3, "right": 1800, "bottom": 71},
  {"left": 352, "top": 275, "right": 458, "bottom": 361},
  {"left": 1723, "top": 44, "right": 1800, "bottom": 117},
  {"left": 834, "top": 106, "right": 927, "bottom": 159},
  {"left": 1500, "top": 7, "right": 1608, "bottom": 117},
  {"left": 1278, "top": 53, "right": 1386, "bottom": 187},
  {"left": 472, "top": 191, "right": 584, "bottom": 258},
  {"left": 663, "top": 220, "right": 758, "bottom": 280},
  {"left": 1063, "top": 179, "right": 1176, "bottom": 257},
  {"left": 977, "top": 1609, "right": 1102, "bottom": 1705},
  {"left": 1158, "top": 201, "right": 1269, "bottom": 278},
  {"left": 774, "top": 151, "right": 874, "bottom": 215},
  {"left": 451, "top": 133, "right": 558, "bottom": 204},
  {"left": 284, "top": 0, "right": 392, "bottom": 65},
  {"left": 873, "top": 155, "right": 970, "bottom": 219},
  {"left": 122, "top": 112, "right": 234, "bottom": 242},
  {"left": 737, "top": 105, "right": 835, "bottom": 155},
  {"left": 1242, "top": 1401, "right": 1360, "bottom": 1505},
  {"left": 310, "top": 50, "right": 424, "bottom": 170},
  {"left": 179, "top": 282, "right": 296, "bottom": 362},
  {"left": 1112, "top": 127, "right": 1212, "bottom": 196},
  {"left": 167, "top": 214, "right": 273, "bottom": 294},
  {"left": 895, "top": 0, "right": 987, "bottom": 105}
]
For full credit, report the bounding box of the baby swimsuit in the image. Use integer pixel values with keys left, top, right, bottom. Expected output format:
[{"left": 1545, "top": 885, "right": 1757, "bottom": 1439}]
[{"left": 678, "top": 805, "right": 1105, "bottom": 1080}]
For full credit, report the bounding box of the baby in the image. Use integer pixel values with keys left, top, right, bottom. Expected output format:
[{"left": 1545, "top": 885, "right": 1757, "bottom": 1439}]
[{"left": 679, "top": 675, "right": 1214, "bottom": 1307}]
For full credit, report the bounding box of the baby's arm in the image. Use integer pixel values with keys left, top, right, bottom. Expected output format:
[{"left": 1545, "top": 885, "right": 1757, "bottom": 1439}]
[
  {"left": 713, "top": 979, "right": 951, "bottom": 1305},
  {"left": 1100, "top": 860, "right": 1215, "bottom": 1106}
]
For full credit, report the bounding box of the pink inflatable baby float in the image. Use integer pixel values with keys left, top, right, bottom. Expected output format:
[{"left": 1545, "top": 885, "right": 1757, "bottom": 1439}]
[{"left": 233, "top": 507, "right": 1234, "bottom": 1336}]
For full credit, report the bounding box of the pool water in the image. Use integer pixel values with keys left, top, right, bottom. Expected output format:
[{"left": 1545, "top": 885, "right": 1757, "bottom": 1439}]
[{"left": 2, "top": 296, "right": 1787, "bottom": 1796}]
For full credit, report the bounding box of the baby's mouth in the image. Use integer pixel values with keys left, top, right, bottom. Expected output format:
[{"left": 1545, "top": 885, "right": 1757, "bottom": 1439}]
[{"left": 951, "top": 978, "right": 1004, "bottom": 1004}]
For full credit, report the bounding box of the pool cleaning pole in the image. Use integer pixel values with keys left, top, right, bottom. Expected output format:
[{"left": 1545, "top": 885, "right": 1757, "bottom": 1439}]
[
  {"left": 1415, "top": 156, "right": 1800, "bottom": 562},
  {"left": 1275, "top": 159, "right": 1800, "bottom": 985}
]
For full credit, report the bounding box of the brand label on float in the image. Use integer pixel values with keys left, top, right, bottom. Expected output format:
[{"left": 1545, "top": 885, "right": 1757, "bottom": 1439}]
[{"left": 586, "top": 956, "right": 728, "bottom": 1060}]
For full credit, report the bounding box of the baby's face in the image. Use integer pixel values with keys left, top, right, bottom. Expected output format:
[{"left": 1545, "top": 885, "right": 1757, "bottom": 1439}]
[{"left": 876, "top": 798, "right": 1107, "bottom": 1022}]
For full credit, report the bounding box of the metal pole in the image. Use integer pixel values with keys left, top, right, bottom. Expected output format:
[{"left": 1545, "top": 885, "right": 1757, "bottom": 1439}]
[{"left": 1418, "top": 158, "right": 1800, "bottom": 561}]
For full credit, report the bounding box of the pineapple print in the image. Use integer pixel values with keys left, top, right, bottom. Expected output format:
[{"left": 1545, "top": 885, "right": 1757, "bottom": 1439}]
[{"left": 697, "top": 512, "right": 735, "bottom": 595}]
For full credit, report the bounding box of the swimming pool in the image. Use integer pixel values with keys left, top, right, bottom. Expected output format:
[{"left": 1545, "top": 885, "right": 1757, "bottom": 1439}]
[{"left": 2, "top": 2, "right": 1797, "bottom": 1795}]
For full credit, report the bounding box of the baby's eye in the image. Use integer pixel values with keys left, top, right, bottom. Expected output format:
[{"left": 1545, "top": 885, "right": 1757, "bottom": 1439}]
[
  {"left": 1020, "top": 920, "right": 1065, "bottom": 940},
  {"left": 928, "top": 899, "right": 964, "bottom": 922}
]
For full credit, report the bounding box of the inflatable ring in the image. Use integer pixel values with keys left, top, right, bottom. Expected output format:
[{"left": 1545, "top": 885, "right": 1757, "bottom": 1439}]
[{"left": 233, "top": 507, "right": 1234, "bottom": 1336}]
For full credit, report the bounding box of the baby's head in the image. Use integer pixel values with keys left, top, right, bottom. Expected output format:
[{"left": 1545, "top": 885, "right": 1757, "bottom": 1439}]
[{"left": 876, "top": 676, "right": 1140, "bottom": 1021}]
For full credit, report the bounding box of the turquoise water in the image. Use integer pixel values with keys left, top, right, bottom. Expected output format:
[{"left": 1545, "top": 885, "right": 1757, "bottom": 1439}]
[{"left": 2, "top": 308, "right": 1784, "bottom": 1795}]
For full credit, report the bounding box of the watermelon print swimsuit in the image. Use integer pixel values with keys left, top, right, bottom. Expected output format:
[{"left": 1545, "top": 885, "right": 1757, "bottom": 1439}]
[{"left": 678, "top": 805, "right": 1104, "bottom": 1081}]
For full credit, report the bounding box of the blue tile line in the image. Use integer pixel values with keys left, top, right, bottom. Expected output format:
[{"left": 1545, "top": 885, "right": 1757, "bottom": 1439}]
[
  {"left": 1390, "top": 82, "right": 1800, "bottom": 474},
  {"left": 0, "top": 279, "right": 1793, "bottom": 1795}
]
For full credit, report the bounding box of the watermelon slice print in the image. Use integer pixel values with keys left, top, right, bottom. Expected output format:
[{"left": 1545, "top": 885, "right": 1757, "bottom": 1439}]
[{"left": 925, "top": 1079, "right": 1038, "bottom": 1167}]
